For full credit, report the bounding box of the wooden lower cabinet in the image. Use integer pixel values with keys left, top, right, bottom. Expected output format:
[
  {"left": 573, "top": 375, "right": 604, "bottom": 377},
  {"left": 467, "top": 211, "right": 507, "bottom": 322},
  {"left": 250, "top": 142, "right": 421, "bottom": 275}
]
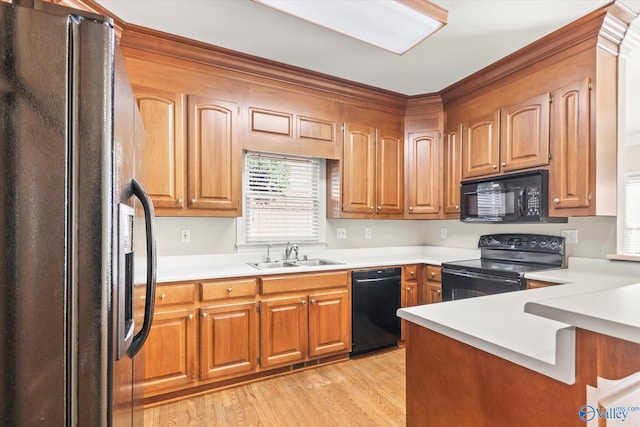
[
  {"left": 424, "top": 265, "right": 442, "bottom": 304},
  {"left": 400, "top": 265, "right": 420, "bottom": 341},
  {"left": 143, "top": 272, "right": 350, "bottom": 401},
  {"left": 260, "top": 295, "right": 308, "bottom": 368},
  {"left": 260, "top": 277, "right": 351, "bottom": 368},
  {"left": 199, "top": 301, "right": 259, "bottom": 380},
  {"left": 143, "top": 307, "right": 197, "bottom": 396}
]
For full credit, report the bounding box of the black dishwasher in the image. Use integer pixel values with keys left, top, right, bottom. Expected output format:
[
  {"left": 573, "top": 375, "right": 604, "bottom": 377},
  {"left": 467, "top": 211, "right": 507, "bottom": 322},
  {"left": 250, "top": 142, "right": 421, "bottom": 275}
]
[{"left": 351, "top": 267, "right": 402, "bottom": 356}]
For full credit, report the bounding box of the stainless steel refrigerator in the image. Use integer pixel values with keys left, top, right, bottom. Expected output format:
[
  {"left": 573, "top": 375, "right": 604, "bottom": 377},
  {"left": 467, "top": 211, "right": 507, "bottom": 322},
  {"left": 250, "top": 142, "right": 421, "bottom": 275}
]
[{"left": 0, "top": 1, "right": 157, "bottom": 425}]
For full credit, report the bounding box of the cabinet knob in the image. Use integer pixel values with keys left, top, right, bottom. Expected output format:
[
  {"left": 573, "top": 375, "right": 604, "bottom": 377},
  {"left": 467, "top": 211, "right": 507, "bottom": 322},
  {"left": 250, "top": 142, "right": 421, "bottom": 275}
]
[
  {"left": 301, "top": 300, "right": 306, "bottom": 305},
  {"left": 437, "top": 290, "right": 441, "bottom": 294},
  {"left": 455, "top": 205, "right": 460, "bottom": 210},
  {"left": 188, "top": 314, "right": 194, "bottom": 320},
  {"left": 160, "top": 293, "right": 166, "bottom": 300},
  {"left": 431, "top": 272, "right": 436, "bottom": 278},
  {"left": 492, "top": 165, "right": 498, "bottom": 170},
  {"left": 176, "top": 198, "right": 183, "bottom": 205},
  {"left": 501, "top": 162, "right": 506, "bottom": 167},
  {"left": 227, "top": 288, "right": 233, "bottom": 293},
  {"left": 409, "top": 206, "right": 413, "bottom": 211},
  {"left": 202, "top": 312, "right": 208, "bottom": 318},
  {"left": 190, "top": 199, "right": 196, "bottom": 204},
  {"left": 310, "top": 299, "right": 316, "bottom": 304},
  {"left": 410, "top": 271, "right": 415, "bottom": 276},
  {"left": 370, "top": 206, "right": 374, "bottom": 211},
  {"left": 553, "top": 197, "right": 560, "bottom": 203},
  {"left": 377, "top": 206, "right": 381, "bottom": 210},
  {"left": 406, "top": 287, "right": 412, "bottom": 292}
]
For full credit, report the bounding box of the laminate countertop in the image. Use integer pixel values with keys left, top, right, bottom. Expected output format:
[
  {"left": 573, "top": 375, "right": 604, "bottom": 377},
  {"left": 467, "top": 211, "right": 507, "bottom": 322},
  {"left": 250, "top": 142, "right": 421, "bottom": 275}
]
[
  {"left": 142, "top": 245, "right": 480, "bottom": 283},
  {"left": 397, "top": 257, "right": 640, "bottom": 385}
]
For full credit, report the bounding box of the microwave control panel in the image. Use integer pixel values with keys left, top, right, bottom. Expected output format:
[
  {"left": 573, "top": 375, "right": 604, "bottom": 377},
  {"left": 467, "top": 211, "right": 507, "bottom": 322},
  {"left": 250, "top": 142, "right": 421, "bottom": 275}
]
[{"left": 525, "top": 186, "right": 541, "bottom": 216}]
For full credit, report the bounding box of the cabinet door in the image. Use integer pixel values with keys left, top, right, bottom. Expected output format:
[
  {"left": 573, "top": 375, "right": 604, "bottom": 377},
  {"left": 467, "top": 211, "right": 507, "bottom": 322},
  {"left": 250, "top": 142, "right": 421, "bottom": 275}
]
[
  {"left": 462, "top": 111, "right": 500, "bottom": 179},
  {"left": 406, "top": 131, "right": 440, "bottom": 215},
  {"left": 200, "top": 301, "right": 259, "bottom": 380},
  {"left": 308, "top": 289, "right": 351, "bottom": 357},
  {"left": 260, "top": 295, "right": 308, "bottom": 368},
  {"left": 187, "top": 95, "right": 241, "bottom": 214},
  {"left": 549, "top": 79, "right": 591, "bottom": 213},
  {"left": 501, "top": 93, "right": 550, "bottom": 172},
  {"left": 342, "top": 123, "right": 375, "bottom": 214},
  {"left": 400, "top": 281, "right": 418, "bottom": 341},
  {"left": 426, "top": 283, "right": 442, "bottom": 304},
  {"left": 376, "top": 131, "right": 404, "bottom": 214},
  {"left": 443, "top": 125, "right": 462, "bottom": 215},
  {"left": 134, "top": 89, "right": 185, "bottom": 210},
  {"left": 143, "top": 308, "right": 197, "bottom": 396}
]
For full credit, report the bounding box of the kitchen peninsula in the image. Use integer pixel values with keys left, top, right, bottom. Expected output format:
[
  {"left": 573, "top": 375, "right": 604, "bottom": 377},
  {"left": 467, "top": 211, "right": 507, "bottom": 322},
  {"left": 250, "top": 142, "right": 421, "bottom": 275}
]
[{"left": 398, "top": 258, "right": 640, "bottom": 426}]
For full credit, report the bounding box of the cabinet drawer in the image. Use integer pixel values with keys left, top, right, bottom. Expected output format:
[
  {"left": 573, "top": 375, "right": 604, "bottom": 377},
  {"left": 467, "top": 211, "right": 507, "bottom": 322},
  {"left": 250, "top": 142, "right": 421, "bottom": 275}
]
[
  {"left": 155, "top": 283, "right": 196, "bottom": 306},
  {"left": 426, "top": 266, "right": 441, "bottom": 282},
  {"left": 200, "top": 278, "right": 257, "bottom": 301},
  {"left": 405, "top": 265, "right": 419, "bottom": 281},
  {"left": 260, "top": 271, "right": 349, "bottom": 295}
]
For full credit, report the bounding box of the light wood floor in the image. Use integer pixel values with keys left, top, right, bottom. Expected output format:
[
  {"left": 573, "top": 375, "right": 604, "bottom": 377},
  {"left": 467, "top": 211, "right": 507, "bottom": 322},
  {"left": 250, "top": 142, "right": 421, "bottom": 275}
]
[{"left": 144, "top": 348, "right": 406, "bottom": 427}]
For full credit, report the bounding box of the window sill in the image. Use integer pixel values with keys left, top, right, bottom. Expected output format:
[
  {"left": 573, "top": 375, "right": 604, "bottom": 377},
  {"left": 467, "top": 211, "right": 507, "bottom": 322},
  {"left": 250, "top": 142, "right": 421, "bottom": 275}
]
[{"left": 606, "top": 254, "right": 640, "bottom": 263}]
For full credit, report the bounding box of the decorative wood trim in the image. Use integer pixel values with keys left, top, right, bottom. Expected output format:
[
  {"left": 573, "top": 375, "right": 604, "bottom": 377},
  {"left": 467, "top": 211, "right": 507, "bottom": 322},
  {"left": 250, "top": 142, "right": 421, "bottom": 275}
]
[{"left": 441, "top": 2, "right": 637, "bottom": 106}]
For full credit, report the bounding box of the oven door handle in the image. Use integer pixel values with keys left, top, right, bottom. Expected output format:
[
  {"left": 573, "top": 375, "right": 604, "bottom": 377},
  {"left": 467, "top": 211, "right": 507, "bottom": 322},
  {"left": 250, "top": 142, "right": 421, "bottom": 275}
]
[{"left": 442, "top": 268, "right": 521, "bottom": 284}]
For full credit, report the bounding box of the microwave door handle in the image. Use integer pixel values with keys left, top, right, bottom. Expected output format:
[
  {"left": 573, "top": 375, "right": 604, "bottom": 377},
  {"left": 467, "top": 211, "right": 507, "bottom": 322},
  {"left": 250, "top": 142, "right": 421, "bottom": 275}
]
[
  {"left": 127, "top": 179, "right": 157, "bottom": 358},
  {"left": 519, "top": 188, "right": 526, "bottom": 216}
]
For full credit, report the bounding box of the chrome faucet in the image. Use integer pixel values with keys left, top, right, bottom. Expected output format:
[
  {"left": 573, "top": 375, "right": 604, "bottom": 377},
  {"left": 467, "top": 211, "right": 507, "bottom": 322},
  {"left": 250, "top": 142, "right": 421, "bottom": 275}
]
[
  {"left": 285, "top": 242, "right": 299, "bottom": 261},
  {"left": 266, "top": 243, "right": 273, "bottom": 262}
]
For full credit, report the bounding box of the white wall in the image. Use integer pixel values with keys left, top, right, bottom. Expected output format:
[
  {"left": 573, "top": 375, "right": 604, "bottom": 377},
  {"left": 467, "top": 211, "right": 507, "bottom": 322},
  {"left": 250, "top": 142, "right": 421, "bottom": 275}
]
[{"left": 146, "top": 215, "right": 616, "bottom": 259}]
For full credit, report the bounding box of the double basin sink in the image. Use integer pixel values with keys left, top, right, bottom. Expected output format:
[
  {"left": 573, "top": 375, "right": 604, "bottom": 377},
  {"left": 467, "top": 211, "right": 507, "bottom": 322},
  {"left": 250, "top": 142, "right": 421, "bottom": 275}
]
[{"left": 248, "top": 258, "right": 344, "bottom": 270}]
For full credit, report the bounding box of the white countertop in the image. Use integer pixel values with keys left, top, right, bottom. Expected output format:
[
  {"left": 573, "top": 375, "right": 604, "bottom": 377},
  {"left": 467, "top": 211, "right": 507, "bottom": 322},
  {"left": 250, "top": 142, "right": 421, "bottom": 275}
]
[
  {"left": 142, "top": 245, "right": 480, "bottom": 283},
  {"left": 397, "top": 257, "right": 640, "bottom": 385}
]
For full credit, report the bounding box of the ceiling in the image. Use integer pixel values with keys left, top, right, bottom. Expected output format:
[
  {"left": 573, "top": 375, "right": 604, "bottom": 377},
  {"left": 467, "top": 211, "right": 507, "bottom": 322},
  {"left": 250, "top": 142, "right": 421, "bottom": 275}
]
[{"left": 94, "top": 0, "right": 640, "bottom": 96}]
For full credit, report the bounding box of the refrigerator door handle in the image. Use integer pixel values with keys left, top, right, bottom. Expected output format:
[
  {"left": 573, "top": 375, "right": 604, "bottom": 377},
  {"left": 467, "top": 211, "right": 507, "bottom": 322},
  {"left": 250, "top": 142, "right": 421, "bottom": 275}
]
[{"left": 127, "top": 179, "right": 157, "bottom": 358}]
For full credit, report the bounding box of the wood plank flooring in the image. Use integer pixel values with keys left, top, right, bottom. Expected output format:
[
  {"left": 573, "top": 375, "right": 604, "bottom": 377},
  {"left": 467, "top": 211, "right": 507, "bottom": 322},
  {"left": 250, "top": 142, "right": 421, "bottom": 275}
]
[{"left": 144, "top": 348, "right": 406, "bottom": 427}]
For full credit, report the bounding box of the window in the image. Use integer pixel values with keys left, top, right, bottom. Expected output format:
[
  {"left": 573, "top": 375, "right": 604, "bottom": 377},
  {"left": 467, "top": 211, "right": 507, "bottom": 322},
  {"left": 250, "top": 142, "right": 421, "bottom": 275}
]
[
  {"left": 624, "top": 174, "right": 640, "bottom": 256},
  {"left": 244, "top": 152, "right": 321, "bottom": 243}
]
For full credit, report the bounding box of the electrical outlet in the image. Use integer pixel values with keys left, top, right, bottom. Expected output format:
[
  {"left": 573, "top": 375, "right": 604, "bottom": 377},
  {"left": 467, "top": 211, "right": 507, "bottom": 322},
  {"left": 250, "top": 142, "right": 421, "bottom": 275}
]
[
  {"left": 365, "top": 227, "right": 372, "bottom": 239},
  {"left": 336, "top": 228, "right": 347, "bottom": 239},
  {"left": 440, "top": 227, "right": 448, "bottom": 239},
  {"left": 181, "top": 228, "right": 191, "bottom": 243},
  {"left": 561, "top": 229, "right": 578, "bottom": 244}
]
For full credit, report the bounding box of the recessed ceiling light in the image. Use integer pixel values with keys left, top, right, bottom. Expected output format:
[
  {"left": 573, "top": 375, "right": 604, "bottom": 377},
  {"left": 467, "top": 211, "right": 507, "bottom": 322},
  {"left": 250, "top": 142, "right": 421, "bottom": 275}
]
[{"left": 253, "top": 0, "right": 448, "bottom": 55}]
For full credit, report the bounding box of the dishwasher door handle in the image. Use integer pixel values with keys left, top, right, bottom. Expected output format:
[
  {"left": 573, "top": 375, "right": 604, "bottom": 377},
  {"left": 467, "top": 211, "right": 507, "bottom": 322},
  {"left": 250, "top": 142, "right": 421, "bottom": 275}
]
[{"left": 354, "top": 276, "right": 402, "bottom": 284}]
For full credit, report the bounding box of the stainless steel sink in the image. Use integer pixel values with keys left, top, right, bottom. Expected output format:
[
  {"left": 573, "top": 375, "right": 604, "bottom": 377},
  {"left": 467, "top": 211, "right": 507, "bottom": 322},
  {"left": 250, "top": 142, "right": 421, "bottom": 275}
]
[
  {"left": 248, "top": 261, "right": 299, "bottom": 269},
  {"left": 247, "top": 258, "right": 344, "bottom": 269},
  {"left": 291, "top": 259, "right": 344, "bottom": 267}
]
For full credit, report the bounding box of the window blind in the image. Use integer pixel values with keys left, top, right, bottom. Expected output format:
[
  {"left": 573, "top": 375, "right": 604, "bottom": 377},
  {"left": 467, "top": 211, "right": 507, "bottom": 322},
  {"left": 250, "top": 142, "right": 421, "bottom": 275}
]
[
  {"left": 624, "top": 173, "right": 640, "bottom": 255},
  {"left": 245, "top": 152, "right": 320, "bottom": 243}
]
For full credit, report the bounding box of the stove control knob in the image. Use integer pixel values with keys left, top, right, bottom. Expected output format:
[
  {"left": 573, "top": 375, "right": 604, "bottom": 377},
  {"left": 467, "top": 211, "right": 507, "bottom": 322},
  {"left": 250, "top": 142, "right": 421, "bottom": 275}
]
[
  {"left": 549, "top": 238, "right": 560, "bottom": 250},
  {"left": 539, "top": 239, "right": 548, "bottom": 248},
  {"left": 529, "top": 238, "right": 538, "bottom": 248}
]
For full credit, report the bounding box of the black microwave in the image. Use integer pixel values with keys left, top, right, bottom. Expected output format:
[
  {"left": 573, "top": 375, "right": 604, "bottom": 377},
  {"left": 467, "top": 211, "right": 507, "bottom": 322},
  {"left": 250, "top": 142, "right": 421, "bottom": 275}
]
[{"left": 460, "top": 170, "right": 567, "bottom": 223}]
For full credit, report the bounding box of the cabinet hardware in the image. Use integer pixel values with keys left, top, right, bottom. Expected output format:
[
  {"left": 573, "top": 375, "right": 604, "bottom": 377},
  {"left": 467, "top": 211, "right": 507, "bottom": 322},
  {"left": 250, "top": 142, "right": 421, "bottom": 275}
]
[
  {"left": 369, "top": 205, "right": 374, "bottom": 211},
  {"left": 301, "top": 300, "right": 306, "bottom": 305},
  {"left": 227, "top": 288, "right": 233, "bottom": 293},
  {"left": 409, "top": 206, "right": 413, "bottom": 211},
  {"left": 176, "top": 198, "right": 182, "bottom": 204},
  {"left": 501, "top": 162, "right": 506, "bottom": 167},
  {"left": 160, "top": 293, "right": 166, "bottom": 299},
  {"left": 548, "top": 152, "right": 552, "bottom": 160},
  {"left": 188, "top": 314, "right": 193, "bottom": 320},
  {"left": 377, "top": 205, "right": 381, "bottom": 210},
  {"left": 202, "top": 312, "right": 208, "bottom": 318},
  {"left": 310, "top": 299, "right": 316, "bottom": 304},
  {"left": 437, "top": 290, "right": 441, "bottom": 294},
  {"left": 431, "top": 272, "right": 436, "bottom": 278},
  {"left": 190, "top": 198, "right": 196, "bottom": 204},
  {"left": 493, "top": 165, "right": 498, "bottom": 169},
  {"left": 406, "top": 287, "right": 412, "bottom": 291},
  {"left": 455, "top": 205, "right": 460, "bottom": 210},
  {"left": 410, "top": 271, "right": 415, "bottom": 276},
  {"left": 553, "top": 197, "right": 560, "bottom": 203}
]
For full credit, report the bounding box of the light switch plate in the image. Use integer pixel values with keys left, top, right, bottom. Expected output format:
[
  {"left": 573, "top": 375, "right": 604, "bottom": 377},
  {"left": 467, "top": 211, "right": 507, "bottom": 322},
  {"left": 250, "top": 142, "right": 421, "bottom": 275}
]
[
  {"left": 561, "top": 229, "right": 578, "bottom": 244},
  {"left": 336, "top": 228, "right": 347, "bottom": 239}
]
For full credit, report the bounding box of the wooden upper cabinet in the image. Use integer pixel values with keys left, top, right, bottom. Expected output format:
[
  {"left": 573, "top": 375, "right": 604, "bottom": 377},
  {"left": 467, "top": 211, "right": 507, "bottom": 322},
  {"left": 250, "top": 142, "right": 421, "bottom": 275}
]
[
  {"left": 406, "top": 131, "right": 440, "bottom": 216},
  {"left": 341, "top": 123, "right": 403, "bottom": 217},
  {"left": 134, "top": 88, "right": 185, "bottom": 210},
  {"left": 500, "top": 93, "right": 550, "bottom": 172},
  {"left": 187, "top": 96, "right": 241, "bottom": 214},
  {"left": 549, "top": 79, "right": 592, "bottom": 214},
  {"left": 342, "top": 123, "right": 376, "bottom": 214},
  {"left": 376, "top": 131, "right": 404, "bottom": 214},
  {"left": 443, "top": 125, "right": 462, "bottom": 216},
  {"left": 462, "top": 111, "right": 500, "bottom": 179}
]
